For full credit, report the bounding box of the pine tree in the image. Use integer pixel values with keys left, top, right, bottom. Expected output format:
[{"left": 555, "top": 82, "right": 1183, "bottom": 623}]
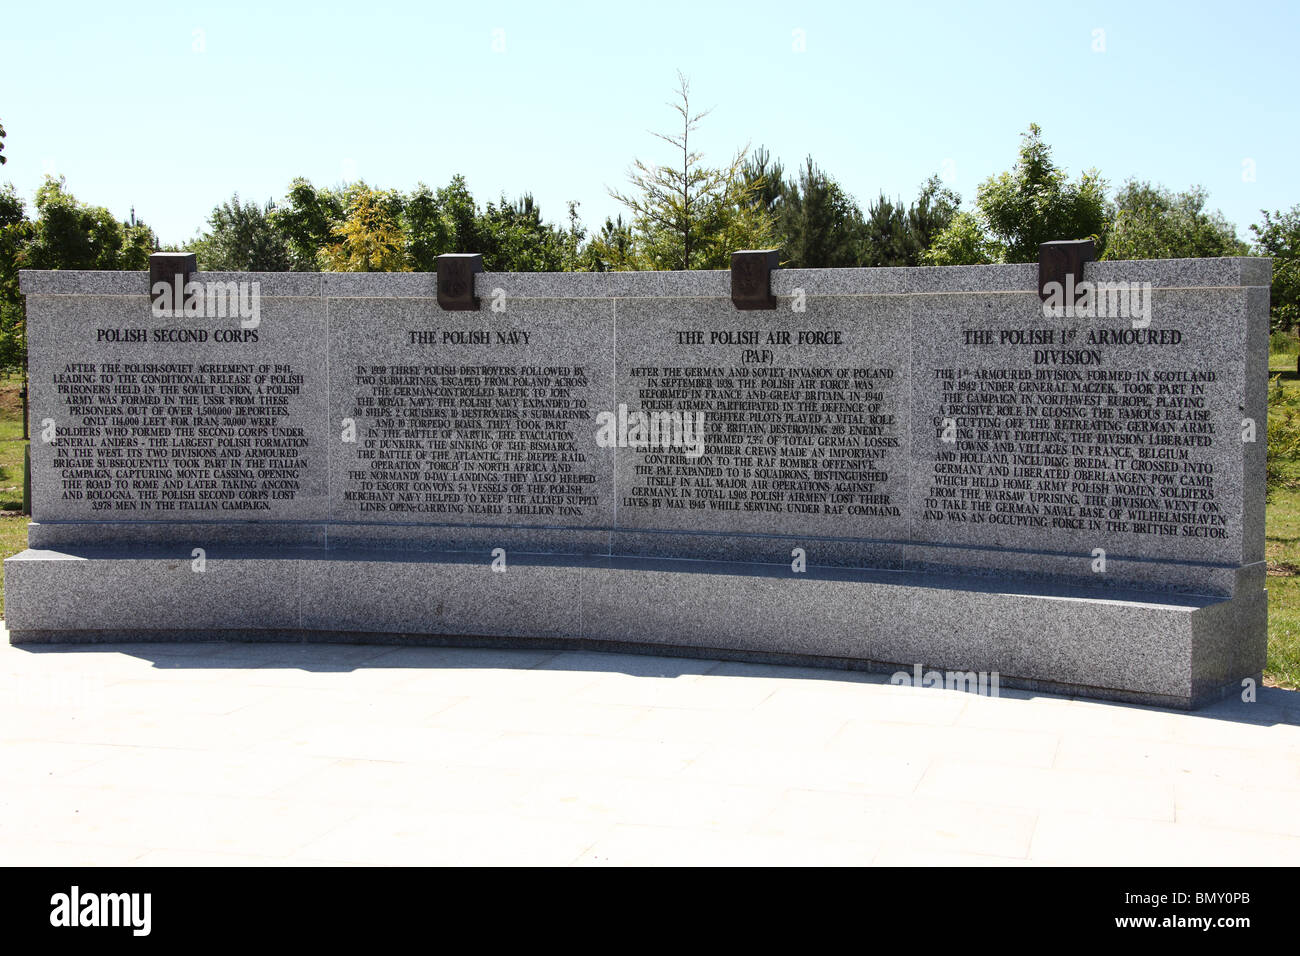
[{"left": 610, "top": 72, "right": 773, "bottom": 269}]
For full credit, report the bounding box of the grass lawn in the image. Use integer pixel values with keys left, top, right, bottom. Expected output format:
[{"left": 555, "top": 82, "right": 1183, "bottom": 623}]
[
  {"left": 0, "top": 365, "right": 1297, "bottom": 688},
  {"left": 0, "top": 377, "right": 28, "bottom": 619},
  {"left": 1266, "top": 352, "right": 1300, "bottom": 688}
]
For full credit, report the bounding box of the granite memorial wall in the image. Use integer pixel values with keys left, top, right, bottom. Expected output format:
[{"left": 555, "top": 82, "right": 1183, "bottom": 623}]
[{"left": 4, "top": 250, "right": 1271, "bottom": 707}]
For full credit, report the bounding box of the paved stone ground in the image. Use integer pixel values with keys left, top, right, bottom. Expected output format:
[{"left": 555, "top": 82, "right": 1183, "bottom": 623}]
[{"left": 1, "top": 629, "right": 1298, "bottom": 866}]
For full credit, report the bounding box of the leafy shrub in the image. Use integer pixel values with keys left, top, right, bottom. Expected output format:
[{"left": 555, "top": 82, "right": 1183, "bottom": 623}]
[{"left": 1268, "top": 375, "right": 1300, "bottom": 499}]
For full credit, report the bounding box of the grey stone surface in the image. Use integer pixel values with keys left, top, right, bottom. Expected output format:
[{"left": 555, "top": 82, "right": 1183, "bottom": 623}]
[
  {"left": 479, "top": 271, "right": 731, "bottom": 299},
  {"left": 609, "top": 529, "right": 908, "bottom": 569},
  {"left": 611, "top": 295, "right": 911, "bottom": 554},
  {"left": 27, "top": 520, "right": 325, "bottom": 549},
  {"left": 8, "top": 257, "right": 1271, "bottom": 708},
  {"left": 903, "top": 582, "right": 1200, "bottom": 700},
  {"left": 296, "top": 549, "right": 584, "bottom": 638},
  {"left": 19, "top": 270, "right": 324, "bottom": 297},
  {"left": 324, "top": 522, "right": 607, "bottom": 555},
  {"left": 26, "top": 292, "right": 329, "bottom": 537},
  {"left": 21, "top": 257, "right": 1270, "bottom": 298},
  {"left": 1189, "top": 586, "right": 1268, "bottom": 702},
  {"left": 3, "top": 545, "right": 1254, "bottom": 708},
  {"left": 900, "top": 543, "right": 1253, "bottom": 597},
  {"left": 20, "top": 271, "right": 151, "bottom": 296},
  {"left": 907, "top": 287, "right": 1253, "bottom": 569},
  {"left": 323, "top": 272, "right": 439, "bottom": 298},
  {"left": 326, "top": 270, "right": 732, "bottom": 299},
  {"left": 1242, "top": 285, "right": 1271, "bottom": 563},
  {"left": 325, "top": 295, "right": 615, "bottom": 552},
  {"left": 1084, "top": 257, "right": 1271, "bottom": 290},
  {"left": 197, "top": 272, "right": 324, "bottom": 297},
  {"left": 774, "top": 264, "right": 1038, "bottom": 297},
  {"left": 4, "top": 547, "right": 303, "bottom": 631}
]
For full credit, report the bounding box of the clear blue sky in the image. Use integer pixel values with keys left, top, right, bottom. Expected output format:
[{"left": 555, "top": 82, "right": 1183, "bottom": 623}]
[{"left": 3, "top": 0, "right": 1296, "bottom": 246}]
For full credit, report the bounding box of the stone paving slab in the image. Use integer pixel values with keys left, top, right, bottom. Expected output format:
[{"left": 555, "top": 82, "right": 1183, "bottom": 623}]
[{"left": 1, "top": 629, "right": 1297, "bottom": 866}]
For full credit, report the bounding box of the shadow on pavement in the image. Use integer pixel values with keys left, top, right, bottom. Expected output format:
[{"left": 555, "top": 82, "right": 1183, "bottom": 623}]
[{"left": 14, "top": 638, "right": 1300, "bottom": 729}]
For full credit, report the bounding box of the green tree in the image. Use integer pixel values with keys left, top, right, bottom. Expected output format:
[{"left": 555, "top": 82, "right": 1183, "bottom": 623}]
[
  {"left": 560, "top": 201, "right": 588, "bottom": 272},
  {"left": 1104, "top": 181, "right": 1247, "bottom": 261},
  {"left": 708, "top": 174, "right": 779, "bottom": 268},
  {"left": 923, "top": 211, "right": 1003, "bottom": 266},
  {"left": 584, "top": 215, "right": 637, "bottom": 272},
  {"left": 1251, "top": 205, "right": 1300, "bottom": 334},
  {"left": 0, "top": 119, "right": 7, "bottom": 165},
  {"left": 974, "top": 124, "right": 1108, "bottom": 262},
  {"left": 0, "top": 183, "right": 30, "bottom": 375},
  {"left": 0, "top": 184, "right": 27, "bottom": 298},
  {"left": 271, "top": 178, "right": 343, "bottom": 270},
  {"left": 741, "top": 147, "right": 786, "bottom": 221},
  {"left": 1267, "top": 374, "right": 1300, "bottom": 497},
  {"left": 0, "top": 299, "right": 24, "bottom": 374},
  {"left": 118, "top": 208, "right": 154, "bottom": 270},
  {"left": 0, "top": 176, "right": 153, "bottom": 411},
  {"left": 862, "top": 180, "right": 961, "bottom": 267},
  {"left": 22, "top": 177, "right": 152, "bottom": 270},
  {"left": 778, "top": 157, "right": 864, "bottom": 268},
  {"left": 861, "top": 194, "right": 913, "bottom": 266},
  {"left": 265, "top": 174, "right": 586, "bottom": 273},
  {"left": 610, "top": 73, "right": 774, "bottom": 269},
  {"left": 402, "top": 183, "right": 449, "bottom": 271},
  {"left": 320, "top": 183, "right": 408, "bottom": 272},
  {"left": 402, "top": 175, "right": 495, "bottom": 269},
  {"left": 908, "top": 176, "right": 962, "bottom": 260},
  {"left": 479, "top": 194, "right": 574, "bottom": 272},
  {"left": 436, "top": 175, "right": 482, "bottom": 255},
  {"left": 196, "top": 194, "right": 291, "bottom": 271}
]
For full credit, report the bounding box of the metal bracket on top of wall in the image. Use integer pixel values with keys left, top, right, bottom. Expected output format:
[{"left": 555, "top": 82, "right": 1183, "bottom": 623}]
[
  {"left": 149, "top": 251, "right": 196, "bottom": 312},
  {"left": 1037, "top": 239, "right": 1095, "bottom": 301},
  {"left": 437, "top": 253, "right": 484, "bottom": 311},
  {"left": 731, "top": 249, "right": 780, "bottom": 310}
]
